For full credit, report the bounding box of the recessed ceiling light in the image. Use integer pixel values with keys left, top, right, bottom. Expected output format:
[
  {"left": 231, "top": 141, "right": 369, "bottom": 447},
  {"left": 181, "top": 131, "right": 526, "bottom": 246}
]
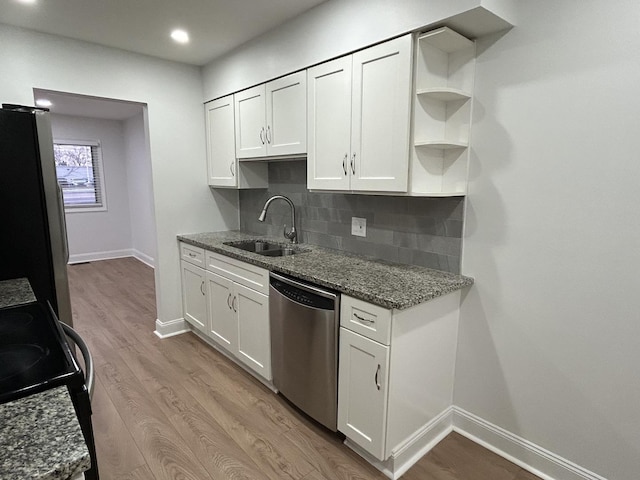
[
  {"left": 35, "top": 99, "right": 52, "bottom": 108},
  {"left": 17, "top": 0, "right": 38, "bottom": 4},
  {"left": 170, "top": 29, "right": 189, "bottom": 44}
]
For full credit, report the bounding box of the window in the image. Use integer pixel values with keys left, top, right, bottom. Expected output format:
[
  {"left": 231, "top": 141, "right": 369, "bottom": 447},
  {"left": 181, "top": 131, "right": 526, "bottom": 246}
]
[{"left": 53, "top": 140, "right": 106, "bottom": 212}]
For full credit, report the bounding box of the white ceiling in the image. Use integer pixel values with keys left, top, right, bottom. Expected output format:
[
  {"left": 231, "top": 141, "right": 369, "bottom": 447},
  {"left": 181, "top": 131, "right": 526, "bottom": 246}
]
[{"left": 0, "top": 0, "right": 327, "bottom": 66}]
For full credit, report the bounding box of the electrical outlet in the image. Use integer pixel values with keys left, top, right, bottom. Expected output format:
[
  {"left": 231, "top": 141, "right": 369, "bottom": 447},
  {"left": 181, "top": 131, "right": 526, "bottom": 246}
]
[{"left": 351, "top": 217, "right": 367, "bottom": 237}]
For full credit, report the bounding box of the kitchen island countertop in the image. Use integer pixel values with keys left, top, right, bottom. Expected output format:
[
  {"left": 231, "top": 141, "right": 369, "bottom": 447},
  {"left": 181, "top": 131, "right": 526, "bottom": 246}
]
[{"left": 178, "top": 231, "right": 473, "bottom": 310}]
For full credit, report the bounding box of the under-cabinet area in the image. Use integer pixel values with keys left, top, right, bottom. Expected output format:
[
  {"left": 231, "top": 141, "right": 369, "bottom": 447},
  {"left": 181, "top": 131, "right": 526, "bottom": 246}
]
[
  {"left": 177, "top": 232, "right": 472, "bottom": 478},
  {"left": 205, "top": 26, "right": 475, "bottom": 197}
]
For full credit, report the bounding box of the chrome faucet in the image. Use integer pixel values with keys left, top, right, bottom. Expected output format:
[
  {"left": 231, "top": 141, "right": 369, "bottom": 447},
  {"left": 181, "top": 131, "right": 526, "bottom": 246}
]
[{"left": 258, "top": 195, "right": 297, "bottom": 243}]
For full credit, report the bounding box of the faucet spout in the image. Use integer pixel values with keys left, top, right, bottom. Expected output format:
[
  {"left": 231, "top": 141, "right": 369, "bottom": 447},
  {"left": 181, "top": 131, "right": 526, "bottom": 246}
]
[{"left": 257, "top": 195, "right": 297, "bottom": 243}]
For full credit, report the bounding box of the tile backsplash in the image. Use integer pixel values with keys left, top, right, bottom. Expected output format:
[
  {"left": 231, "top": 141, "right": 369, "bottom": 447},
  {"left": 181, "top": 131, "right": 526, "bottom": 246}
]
[{"left": 239, "top": 160, "right": 464, "bottom": 273}]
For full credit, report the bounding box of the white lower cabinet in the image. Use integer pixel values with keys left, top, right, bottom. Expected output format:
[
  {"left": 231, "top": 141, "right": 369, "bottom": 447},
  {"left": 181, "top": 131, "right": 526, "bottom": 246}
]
[
  {"left": 338, "top": 292, "right": 461, "bottom": 473},
  {"left": 180, "top": 261, "right": 208, "bottom": 332},
  {"left": 234, "top": 283, "right": 270, "bottom": 379},
  {"left": 179, "top": 242, "right": 271, "bottom": 381},
  {"left": 338, "top": 328, "right": 390, "bottom": 460},
  {"left": 206, "top": 270, "right": 271, "bottom": 380},
  {"left": 206, "top": 271, "right": 236, "bottom": 350}
]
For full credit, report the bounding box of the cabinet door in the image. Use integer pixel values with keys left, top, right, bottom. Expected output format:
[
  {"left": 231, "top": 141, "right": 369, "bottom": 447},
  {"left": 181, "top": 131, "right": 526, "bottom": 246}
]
[
  {"left": 235, "top": 85, "right": 267, "bottom": 158},
  {"left": 235, "top": 283, "right": 271, "bottom": 380},
  {"left": 206, "top": 271, "right": 237, "bottom": 352},
  {"left": 338, "top": 327, "right": 390, "bottom": 460},
  {"left": 181, "top": 261, "right": 207, "bottom": 332},
  {"left": 350, "top": 34, "right": 412, "bottom": 192},
  {"left": 266, "top": 71, "right": 307, "bottom": 157},
  {"left": 307, "top": 56, "right": 352, "bottom": 190},
  {"left": 206, "top": 95, "right": 237, "bottom": 187}
]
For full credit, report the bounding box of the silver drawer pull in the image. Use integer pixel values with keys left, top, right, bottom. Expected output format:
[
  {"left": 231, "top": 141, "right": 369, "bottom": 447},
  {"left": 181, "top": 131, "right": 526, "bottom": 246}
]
[
  {"left": 354, "top": 312, "right": 374, "bottom": 324},
  {"left": 375, "top": 364, "right": 381, "bottom": 390},
  {"left": 188, "top": 252, "right": 196, "bottom": 258}
]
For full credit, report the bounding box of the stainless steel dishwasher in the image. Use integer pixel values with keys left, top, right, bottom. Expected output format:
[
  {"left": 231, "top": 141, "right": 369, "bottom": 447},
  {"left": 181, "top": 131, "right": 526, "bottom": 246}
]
[{"left": 270, "top": 272, "right": 340, "bottom": 431}]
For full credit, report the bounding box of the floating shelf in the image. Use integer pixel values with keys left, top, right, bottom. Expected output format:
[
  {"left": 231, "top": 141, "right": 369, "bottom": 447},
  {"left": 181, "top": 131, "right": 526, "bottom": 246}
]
[
  {"left": 416, "top": 88, "right": 471, "bottom": 102},
  {"left": 414, "top": 140, "right": 468, "bottom": 150}
]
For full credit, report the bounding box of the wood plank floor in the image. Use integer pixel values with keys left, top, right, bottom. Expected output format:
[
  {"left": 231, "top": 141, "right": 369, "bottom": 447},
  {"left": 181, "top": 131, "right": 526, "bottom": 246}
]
[{"left": 68, "top": 257, "right": 540, "bottom": 480}]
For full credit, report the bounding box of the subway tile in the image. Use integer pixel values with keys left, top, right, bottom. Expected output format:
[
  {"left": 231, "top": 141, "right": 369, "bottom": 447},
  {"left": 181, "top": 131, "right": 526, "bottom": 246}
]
[
  {"left": 444, "top": 219, "right": 464, "bottom": 238},
  {"left": 409, "top": 250, "right": 442, "bottom": 270},
  {"left": 238, "top": 160, "right": 462, "bottom": 273},
  {"left": 366, "top": 226, "right": 394, "bottom": 244},
  {"left": 393, "top": 231, "right": 419, "bottom": 249},
  {"left": 327, "top": 221, "right": 350, "bottom": 237}
]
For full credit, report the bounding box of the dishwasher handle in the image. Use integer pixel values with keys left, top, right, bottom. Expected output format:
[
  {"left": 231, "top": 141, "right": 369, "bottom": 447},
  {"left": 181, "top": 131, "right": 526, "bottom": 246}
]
[{"left": 270, "top": 272, "right": 338, "bottom": 310}]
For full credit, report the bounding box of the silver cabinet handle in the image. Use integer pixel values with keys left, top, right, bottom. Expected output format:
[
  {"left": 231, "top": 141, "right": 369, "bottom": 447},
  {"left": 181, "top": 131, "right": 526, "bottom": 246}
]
[
  {"left": 351, "top": 153, "right": 356, "bottom": 175},
  {"left": 354, "top": 312, "right": 374, "bottom": 324},
  {"left": 200, "top": 281, "right": 205, "bottom": 296},
  {"left": 232, "top": 296, "right": 237, "bottom": 312},
  {"left": 342, "top": 154, "right": 348, "bottom": 175},
  {"left": 259, "top": 127, "right": 265, "bottom": 145},
  {"left": 266, "top": 125, "right": 272, "bottom": 144},
  {"left": 375, "top": 364, "right": 381, "bottom": 391},
  {"left": 227, "top": 293, "right": 232, "bottom": 309},
  {"left": 229, "top": 161, "right": 235, "bottom": 176}
]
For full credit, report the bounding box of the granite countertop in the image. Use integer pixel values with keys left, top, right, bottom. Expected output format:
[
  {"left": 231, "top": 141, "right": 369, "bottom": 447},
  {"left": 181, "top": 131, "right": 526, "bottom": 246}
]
[
  {"left": 0, "top": 278, "right": 91, "bottom": 480},
  {"left": 0, "top": 278, "right": 36, "bottom": 309},
  {"left": 0, "top": 387, "right": 91, "bottom": 480},
  {"left": 178, "top": 231, "right": 473, "bottom": 310}
]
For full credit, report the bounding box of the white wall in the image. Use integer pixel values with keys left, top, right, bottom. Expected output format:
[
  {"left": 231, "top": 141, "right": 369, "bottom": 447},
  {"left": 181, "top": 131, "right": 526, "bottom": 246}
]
[
  {"left": 50, "top": 114, "right": 133, "bottom": 261},
  {"left": 0, "top": 23, "right": 239, "bottom": 325},
  {"left": 202, "top": 0, "right": 508, "bottom": 100},
  {"left": 457, "top": 1, "right": 640, "bottom": 479},
  {"left": 124, "top": 112, "right": 157, "bottom": 266}
]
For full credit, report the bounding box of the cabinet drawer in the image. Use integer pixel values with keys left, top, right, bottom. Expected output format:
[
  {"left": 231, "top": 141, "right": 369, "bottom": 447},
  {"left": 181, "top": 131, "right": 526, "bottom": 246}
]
[
  {"left": 341, "top": 295, "right": 392, "bottom": 345},
  {"left": 180, "top": 242, "right": 205, "bottom": 268},
  {"left": 205, "top": 250, "right": 269, "bottom": 295}
]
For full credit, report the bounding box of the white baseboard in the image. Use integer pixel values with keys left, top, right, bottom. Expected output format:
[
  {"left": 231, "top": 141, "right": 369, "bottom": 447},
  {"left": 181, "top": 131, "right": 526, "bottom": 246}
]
[
  {"left": 154, "top": 317, "right": 189, "bottom": 338},
  {"left": 68, "top": 249, "right": 133, "bottom": 264},
  {"left": 132, "top": 249, "right": 155, "bottom": 268},
  {"left": 452, "top": 407, "right": 607, "bottom": 480},
  {"left": 68, "top": 248, "right": 155, "bottom": 268},
  {"left": 344, "top": 407, "right": 454, "bottom": 480}
]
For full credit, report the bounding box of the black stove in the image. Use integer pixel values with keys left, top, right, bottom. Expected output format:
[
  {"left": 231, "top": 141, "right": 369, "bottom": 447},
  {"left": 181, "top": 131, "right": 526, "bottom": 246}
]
[
  {"left": 0, "top": 301, "right": 99, "bottom": 479},
  {"left": 0, "top": 302, "right": 82, "bottom": 404}
]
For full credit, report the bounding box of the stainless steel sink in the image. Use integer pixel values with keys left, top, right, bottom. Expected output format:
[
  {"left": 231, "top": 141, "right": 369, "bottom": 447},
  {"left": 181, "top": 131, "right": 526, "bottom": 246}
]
[{"left": 223, "top": 240, "right": 308, "bottom": 257}]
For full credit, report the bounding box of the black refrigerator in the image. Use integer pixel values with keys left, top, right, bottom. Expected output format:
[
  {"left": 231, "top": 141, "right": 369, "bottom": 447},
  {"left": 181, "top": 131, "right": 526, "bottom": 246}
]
[{"left": 0, "top": 104, "right": 73, "bottom": 326}]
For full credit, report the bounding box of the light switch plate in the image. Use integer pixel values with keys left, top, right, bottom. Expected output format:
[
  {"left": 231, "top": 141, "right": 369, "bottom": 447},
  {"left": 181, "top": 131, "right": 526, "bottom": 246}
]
[{"left": 351, "top": 217, "right": 367, "bottom": 237}]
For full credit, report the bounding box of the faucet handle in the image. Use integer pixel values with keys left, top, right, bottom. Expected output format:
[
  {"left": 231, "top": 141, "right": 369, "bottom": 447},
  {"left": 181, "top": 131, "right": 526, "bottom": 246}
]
[{"left": 283, "top": 225, "right": 297, "bottom": 243}]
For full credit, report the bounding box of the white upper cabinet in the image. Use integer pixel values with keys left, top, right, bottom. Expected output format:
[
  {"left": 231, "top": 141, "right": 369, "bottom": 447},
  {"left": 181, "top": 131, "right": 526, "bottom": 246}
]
[
  {"left": 235, "top": 85, "right": 267, "bottom": 158},
  {"left": 266, "top": 73, "right": 307, "bottom": 156},
  {"left": 205, "top": 95, "right": 267, "bottom": 189},
  {"left": 307, "top": 56, "right": 353, "bottom": 190},
  {"left": 350, "top": 36, "right": 412, "bottom": 192},
  {"left": 235, "top": 71, "right": 307, "bottom": 159},
  {"left": 308, "top": 34, "right": 412, "bottom": 193}
]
